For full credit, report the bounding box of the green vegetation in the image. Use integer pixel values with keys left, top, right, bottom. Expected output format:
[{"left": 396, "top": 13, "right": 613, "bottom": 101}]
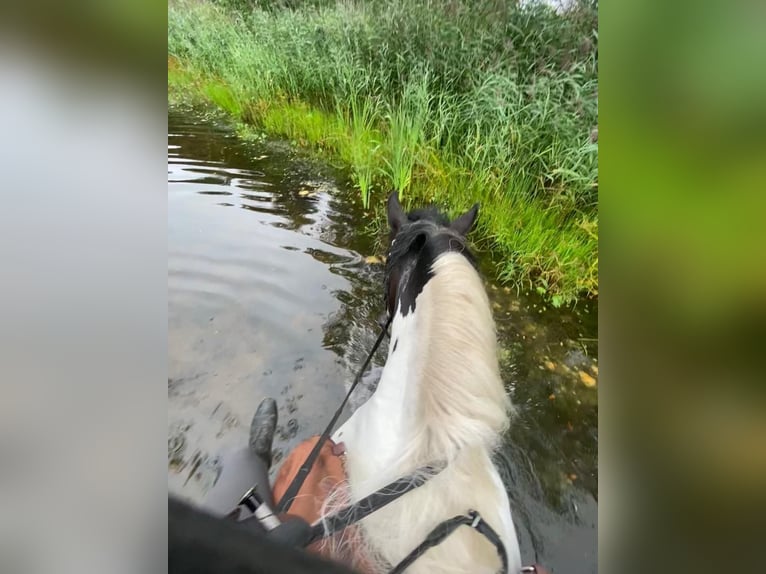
[{"left": 168, "top": 0, "right": 598, "bottom": 304}]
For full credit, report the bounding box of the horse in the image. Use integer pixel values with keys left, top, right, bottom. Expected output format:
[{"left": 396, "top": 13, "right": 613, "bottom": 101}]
[
  {"left": 203, "top": 193, "right": 522, "bottom": 574},
  {"left": 321, "top": 194, "right": 522, "bottom": 573}
]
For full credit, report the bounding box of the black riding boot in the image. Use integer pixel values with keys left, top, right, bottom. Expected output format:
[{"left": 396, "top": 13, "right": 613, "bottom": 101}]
[{"left": 202, "top": 398, "right": 278, "bottom": 515}]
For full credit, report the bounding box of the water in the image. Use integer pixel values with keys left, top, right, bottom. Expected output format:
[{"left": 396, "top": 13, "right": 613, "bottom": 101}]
[{"left": 168, "top": 106, "right": 598, "bottom": 573}]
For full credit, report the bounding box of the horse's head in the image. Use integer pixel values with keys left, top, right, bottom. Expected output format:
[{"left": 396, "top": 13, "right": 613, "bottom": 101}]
[{"left": 384, "top": 193, "right": 479, "bottom": 318}]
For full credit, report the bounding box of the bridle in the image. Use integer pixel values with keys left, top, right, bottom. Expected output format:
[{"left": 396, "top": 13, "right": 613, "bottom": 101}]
[{"left": 383, "top": 221, "right": 474, "bottom": 318}]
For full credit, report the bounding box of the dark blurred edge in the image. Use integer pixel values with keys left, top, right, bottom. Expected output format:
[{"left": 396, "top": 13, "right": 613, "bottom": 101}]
[
  {"left": 169, "top": 497, "right": 359, "bottom": 574},
  {"left": 602, "top": 0, "right": 766, "bottom": 572}
]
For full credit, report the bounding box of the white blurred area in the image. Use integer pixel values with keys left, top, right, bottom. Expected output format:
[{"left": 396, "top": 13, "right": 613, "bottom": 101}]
[{"left": 0, "top": 36, "right": 166, "bottom": 574}]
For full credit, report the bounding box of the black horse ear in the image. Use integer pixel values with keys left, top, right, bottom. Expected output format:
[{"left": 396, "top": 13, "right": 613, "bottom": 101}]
[
  {"left": 450, "top": 203, "right": 479, "bottom": 236},
  {"left": 387, "top": 192, "right": 406, "bottom": 234}
]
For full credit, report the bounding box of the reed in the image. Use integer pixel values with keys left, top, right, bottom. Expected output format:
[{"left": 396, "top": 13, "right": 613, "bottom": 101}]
[{"left": 168, "top": 0, "right": 598, "bottom": 303}]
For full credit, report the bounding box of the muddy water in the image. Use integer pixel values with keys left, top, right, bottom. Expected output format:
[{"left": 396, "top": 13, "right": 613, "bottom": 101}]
[{"left": 168, "top": 106, "right": 598, "bottom": 573}]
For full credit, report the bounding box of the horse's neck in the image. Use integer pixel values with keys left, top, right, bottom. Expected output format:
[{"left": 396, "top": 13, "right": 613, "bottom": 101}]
[
  {"left": 340, "top": 253, "right": 509, "bottom": 476},
  {"left": 330, "top": 254, "right": 521, "bottom": 574},
  {"left": 338, "top": 305, "right": 426, "bottom": 470}
]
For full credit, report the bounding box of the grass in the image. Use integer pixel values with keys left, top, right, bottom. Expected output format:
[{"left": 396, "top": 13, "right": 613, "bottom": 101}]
[{"left": 168, "top": 0, "right": 598, "bottom": 304}]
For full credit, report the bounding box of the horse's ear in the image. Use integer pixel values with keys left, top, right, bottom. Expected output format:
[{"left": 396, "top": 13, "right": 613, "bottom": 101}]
[
  {"left": 387, "top": 192, "right": 406, "bottom": 234},
  {"left": 450, "top": 203, "right": 479, "bottom": 236}
]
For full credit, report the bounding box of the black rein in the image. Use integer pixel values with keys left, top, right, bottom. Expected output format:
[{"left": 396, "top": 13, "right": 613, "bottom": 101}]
[{"left": 275, "top": 313, "right": 393, "bottom": 513}]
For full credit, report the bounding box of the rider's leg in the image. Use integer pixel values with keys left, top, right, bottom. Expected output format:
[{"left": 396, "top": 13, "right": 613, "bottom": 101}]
[{"left": 201, "top": 398, "right": 277, "bottom": 516}]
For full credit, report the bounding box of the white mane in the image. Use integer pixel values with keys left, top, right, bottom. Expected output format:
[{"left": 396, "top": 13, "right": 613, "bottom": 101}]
[{"left": 328, "top": 252, "right": 521, "bottom": 574}]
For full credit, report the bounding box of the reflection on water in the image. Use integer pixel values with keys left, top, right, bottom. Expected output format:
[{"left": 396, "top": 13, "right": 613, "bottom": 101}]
[{"left": 168, "top": 106, "right": 597, "bottom": 573}]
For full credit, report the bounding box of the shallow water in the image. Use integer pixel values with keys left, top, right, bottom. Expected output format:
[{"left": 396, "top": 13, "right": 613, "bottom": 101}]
[{"left": 168, "top": 106, "right": 598, "bottom": 573}]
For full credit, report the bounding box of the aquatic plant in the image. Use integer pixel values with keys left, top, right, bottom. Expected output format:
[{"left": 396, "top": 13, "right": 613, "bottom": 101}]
[{"left": 167, "top": 0, "right": 598, "bottom": 303}]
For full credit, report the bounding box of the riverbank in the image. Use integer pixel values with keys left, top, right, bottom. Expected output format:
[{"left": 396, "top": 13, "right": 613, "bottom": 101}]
[{"left": 168, "top": 0, "right": 598, "bottom": 304}]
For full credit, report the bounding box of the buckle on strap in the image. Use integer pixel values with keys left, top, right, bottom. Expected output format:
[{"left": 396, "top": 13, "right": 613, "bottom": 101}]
[{"left": 468, "top": 510, "right": 482, "bottom": 529}]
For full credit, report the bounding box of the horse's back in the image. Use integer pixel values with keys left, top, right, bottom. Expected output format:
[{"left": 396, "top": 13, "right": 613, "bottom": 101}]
[{"left": 338, "top": 446, "right": 521, "bottom": 574}]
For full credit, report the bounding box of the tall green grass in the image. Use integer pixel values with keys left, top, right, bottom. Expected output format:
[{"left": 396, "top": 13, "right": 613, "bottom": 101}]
[
  {"left": 168, "top": 0, "right": 598, "bottom": 303},
  {"left": 339, "top": 92, "right": 380, "bottom": 208}
]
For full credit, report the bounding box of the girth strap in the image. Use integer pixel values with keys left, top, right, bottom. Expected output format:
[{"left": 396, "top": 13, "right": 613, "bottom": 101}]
[{"left": 388, "top": 510, "right": 508, "bottom": 574}]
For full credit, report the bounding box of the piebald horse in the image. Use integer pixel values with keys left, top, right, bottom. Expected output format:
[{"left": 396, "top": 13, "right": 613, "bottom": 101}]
[
  {"left": 285, "top": 194, "right": 520, "bottom": 573},
  {"left": 209, "top": 194, "right": 522, "bottom": 573}
]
